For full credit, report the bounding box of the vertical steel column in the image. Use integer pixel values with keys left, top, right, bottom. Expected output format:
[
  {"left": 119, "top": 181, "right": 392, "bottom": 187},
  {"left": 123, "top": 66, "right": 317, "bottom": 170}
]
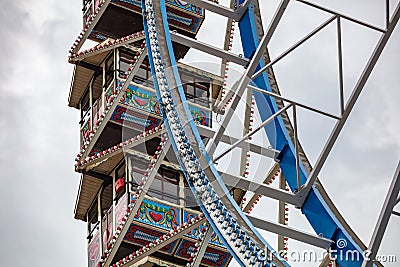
[
  {"left": 219, "top": 0, "right": 236, "bottom": 77},
  {"left": 386, "top": 0, "right": 390, "bottom": 29},
  {"left": 278, "top": 172, "right": 287, "bottom": 252},
  {"left": 235, "top": 89, "right": 253, "bottom": 203},
  {"left": 292, "top": 105, "right": 300, "bottom": 190},
  {"left": 336, "top": 17, "right": 345, "bottom": 115}
]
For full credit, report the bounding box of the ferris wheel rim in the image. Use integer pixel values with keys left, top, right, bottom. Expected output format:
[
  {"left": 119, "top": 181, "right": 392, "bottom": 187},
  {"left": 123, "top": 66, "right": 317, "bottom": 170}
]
[{"left": 141, "top": 0, "right": 399, "bottom": 266}]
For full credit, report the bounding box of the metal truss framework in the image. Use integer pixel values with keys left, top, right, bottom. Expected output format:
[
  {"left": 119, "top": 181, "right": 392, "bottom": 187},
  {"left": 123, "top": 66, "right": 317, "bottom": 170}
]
[
  {"left": 202, "top": 0, "right": 400, "bottom": 228},
  {"left": 183, "top": 0, "right": 400, "bottom": 265},
  {"left": 69, "top": 0, "right": 400, "bottom": 266}
]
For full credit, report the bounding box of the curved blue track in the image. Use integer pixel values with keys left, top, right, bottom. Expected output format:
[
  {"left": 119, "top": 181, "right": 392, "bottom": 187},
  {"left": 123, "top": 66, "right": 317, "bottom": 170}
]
[
  {"left": 142, "top": 0, "right": 371, "bottom": 266},
  {"left": 142, "top": 0, "right": 290, "bottom": 266}
]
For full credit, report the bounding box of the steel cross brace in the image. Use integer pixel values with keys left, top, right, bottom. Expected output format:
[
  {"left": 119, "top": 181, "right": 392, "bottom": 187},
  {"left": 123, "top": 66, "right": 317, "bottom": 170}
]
[
  {"left": 392, "top": 210, "right": 400, "bottom": 217},
  {"left": 251, "top": 15, "right": 337, "bottom": 80},
  {"left": 198, "top": 125, "right": 279, "bottom": 159},
  {"left": 213, "top": 104, "right": 291, "bottom": 162},
  {"left": 296, "top": 0, "right": 386, "bottom": 33}
]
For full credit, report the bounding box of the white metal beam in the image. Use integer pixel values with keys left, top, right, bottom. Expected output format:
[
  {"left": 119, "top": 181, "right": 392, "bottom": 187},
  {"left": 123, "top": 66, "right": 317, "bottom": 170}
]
[
  {"left": 252, "top": 15, "right": 337, "bottom": 80},
  {"left": 220, "top": 172, "right": 301, "bottom": 206},
  {"left": 197, "top": 125, "right": 279, "bottom": 159},
  {"left": 213, "top": 104, "right": 291, "bottom": 162},
  {"left": 170, "top": 32, "right": 249, "bottom": 66},
  {"left": 248, "top": 215, "right": 333, "bottom": 249},
  {"left": 249, "top": 85, "right": 341, "bottom": 120},
  {"left": 296, "top": 0, "right": 386, "bottom": 33}
]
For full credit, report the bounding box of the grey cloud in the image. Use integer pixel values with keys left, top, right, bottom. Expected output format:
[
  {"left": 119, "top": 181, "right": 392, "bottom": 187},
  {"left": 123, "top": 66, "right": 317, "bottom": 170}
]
[{"left": 0, "top": 1, "right": 398, "bottom": 267}]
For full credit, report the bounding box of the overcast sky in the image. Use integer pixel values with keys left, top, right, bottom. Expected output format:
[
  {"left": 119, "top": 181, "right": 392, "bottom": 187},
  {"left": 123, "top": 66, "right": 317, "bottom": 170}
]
[{"left": 0, "top": 0, "right": 399, "bottom": 267}]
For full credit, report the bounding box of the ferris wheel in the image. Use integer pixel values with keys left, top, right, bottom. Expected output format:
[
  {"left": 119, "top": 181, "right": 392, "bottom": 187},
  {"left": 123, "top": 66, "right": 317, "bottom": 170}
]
[
  {"left": 68, "top": 0, "right": 400, "bottom": 266},
  {"left": 140, "top": 0, "right": 400, "bottom": 266}
]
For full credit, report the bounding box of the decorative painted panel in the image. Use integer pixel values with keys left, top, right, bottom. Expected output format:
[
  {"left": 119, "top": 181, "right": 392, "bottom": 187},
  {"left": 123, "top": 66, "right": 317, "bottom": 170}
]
[
  {"left": 111, "top": 0, "right": 141, "bottom": 13},
  {"left": 124, "top": 224, "right": 178, "bottom": 254},
  {"left": 105, "top": 84, "right": 115, "bottom": 105},
  {"left": 189, "top": 104, "right": 210, "bottom": 127},
  {"left": 168, "top": 0, "right": 204, "bottom": 16},
  {"left": 112, "top": 0, "right": 203, "bottom": 16},
  {"left": 110, "top": 0, "right": 204, "bottom": 34},
  {"left": 110, "top": 105, "right": 162, "bottom": 131},
  {"left": 88, "top": 232, "right": 101, "bottom": 267},
  {"left": 118, "top": 84, "right": 210, "bottom": 127},
  {"left": 166, "top": 10, "right": 202, "bottom": 33},
  {"left": 120, "top": 86, "right": 161, "bottom": 116},
  {"left": 88, "top": 30, "right": 108, "bottom": 42},
  {"left": 133, "top": 198, "right": 180, "bottom": 231},
  {"left": 183, "top": 210, "right": 224, "bottom": 247},
  {"left": 175, "top": 240, "right": 231, "bottom": 267},
  {"left": 119, "top": 197, "right": 230, "bottom": 266},
  {"left": 115, "top": 193, "right": 128, "bottom": 225}
]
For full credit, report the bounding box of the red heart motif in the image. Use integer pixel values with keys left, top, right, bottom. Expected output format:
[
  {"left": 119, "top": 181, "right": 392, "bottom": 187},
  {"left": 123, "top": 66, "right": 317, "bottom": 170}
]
[
  {"left": 135, "top": 97, "right": 147, "bottom": 106},
  {"left": 149, "top": 211, "right": 163, "bottom": 222}
]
